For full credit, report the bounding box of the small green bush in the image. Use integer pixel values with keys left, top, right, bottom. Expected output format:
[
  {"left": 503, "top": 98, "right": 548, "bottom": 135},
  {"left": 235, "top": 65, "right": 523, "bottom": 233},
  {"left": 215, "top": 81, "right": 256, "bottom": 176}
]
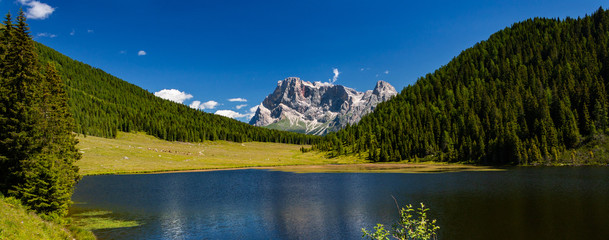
[{"left": 363, "top": 202, "right": 440, "bottom": 240}]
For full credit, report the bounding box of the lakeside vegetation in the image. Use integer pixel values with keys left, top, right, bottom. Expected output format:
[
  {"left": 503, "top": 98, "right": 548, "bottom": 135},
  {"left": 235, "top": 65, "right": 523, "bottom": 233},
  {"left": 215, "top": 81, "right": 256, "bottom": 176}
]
[
  {"left": 315, "top": 8, "right": 609, "bottom": 166},
  {"left": 69, "top": 210, "right": 140, "bottom": 232},
  {"left": 0, "top": 195, "right": 95, "bottom": 240},
  {"left": 363, "top": 202, "right": 439, "bottom": 240}
]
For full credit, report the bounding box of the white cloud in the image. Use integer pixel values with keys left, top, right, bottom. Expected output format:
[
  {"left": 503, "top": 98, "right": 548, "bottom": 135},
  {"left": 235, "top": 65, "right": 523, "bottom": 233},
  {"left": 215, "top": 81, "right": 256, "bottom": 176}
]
[
  {"left": 249, "top": 105, "right": 259, "bottom": 113},
  {"left": 213, "top": 105, "right": 259, "bottom": 121},
  {"left": 189, "top": 100, "right": 201, "bottom": 109},
  {"left": 154, "top": 89, "right": 193, "bottom": 103},
  {"left": 228, "top": 98, "right": 247, "bottom": 102},
  {"left": 201, "top": 100, "right": 218, "bottom": 109},
  {"left": 119, "top": 50, "right": 126, "bottom": 54},
  {"left": 138, "top": 50, "right": 147, "bottom": 56},
  {"left": 246, "top": 105, "right": 259, "bottom": 119},
  {"left": 70, "top": 29, "right": 75, "bottom": 36},
  {"left": 215, "top": 110, "right": 246, "bottom": 119},
  {"left": 190, "top": 100, "right": 219, "bottom": 110},
  {"left": 87, "top": 29, "right": 94, "bottom": 33},
  {"left": 329, "top": 68, "right": 340, "bottom": 84},
  {"left": 36, "top": 32, "right": 56, "bottom": 38},
  {"left": 384, "top": 70, "right": 389, "bottom": 74},
  {"left": 235, "top": 104, "right": 247, "bottom": 110},
  {"left": 18, "top": 0, "right": 54, "bottom": 20}
]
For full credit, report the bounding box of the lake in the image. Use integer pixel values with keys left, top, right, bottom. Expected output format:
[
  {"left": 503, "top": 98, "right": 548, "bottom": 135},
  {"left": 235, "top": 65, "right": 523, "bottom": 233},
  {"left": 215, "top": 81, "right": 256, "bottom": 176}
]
[{"left": 70, "top": 167, "right": 609, "bottom": 239}]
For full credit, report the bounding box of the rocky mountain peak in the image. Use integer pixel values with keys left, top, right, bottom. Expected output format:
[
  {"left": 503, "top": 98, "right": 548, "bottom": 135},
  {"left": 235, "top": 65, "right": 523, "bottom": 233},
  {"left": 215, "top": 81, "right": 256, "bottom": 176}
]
[
  {"left": 373, "top": 80, "right": 398, "bottom": 101},
  {"left": 250, "top": 77, "right": 397, "bottom": 135}
]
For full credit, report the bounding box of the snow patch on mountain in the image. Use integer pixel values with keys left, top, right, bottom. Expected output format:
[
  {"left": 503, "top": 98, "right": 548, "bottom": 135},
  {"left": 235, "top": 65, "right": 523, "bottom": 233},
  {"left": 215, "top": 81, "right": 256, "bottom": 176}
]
[{"left": 249, "top": 77, "right": 397, "bottom": 135}]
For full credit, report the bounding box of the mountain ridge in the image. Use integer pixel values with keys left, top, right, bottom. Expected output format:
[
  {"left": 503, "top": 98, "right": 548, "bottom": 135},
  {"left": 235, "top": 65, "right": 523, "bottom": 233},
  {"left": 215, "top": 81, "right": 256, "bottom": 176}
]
[{"left": 250, "top": 77, "right": 397, "bottom": 135}]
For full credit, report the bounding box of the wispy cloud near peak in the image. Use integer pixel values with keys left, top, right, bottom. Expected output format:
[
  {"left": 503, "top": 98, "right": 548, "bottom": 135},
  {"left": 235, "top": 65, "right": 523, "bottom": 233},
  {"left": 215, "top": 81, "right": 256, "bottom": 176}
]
[{"left": 329, "top": 68, "right": 340, "bottom": 84}]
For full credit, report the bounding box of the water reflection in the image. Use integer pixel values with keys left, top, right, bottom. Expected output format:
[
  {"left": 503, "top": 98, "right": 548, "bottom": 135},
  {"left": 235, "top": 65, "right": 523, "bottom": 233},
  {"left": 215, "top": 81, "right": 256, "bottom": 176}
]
[
  {"left": 71, "top": 168, "right": 609, "bottom": 240},
  {"left": 158, "top": 174, "right": 186, "bottom": 240}
]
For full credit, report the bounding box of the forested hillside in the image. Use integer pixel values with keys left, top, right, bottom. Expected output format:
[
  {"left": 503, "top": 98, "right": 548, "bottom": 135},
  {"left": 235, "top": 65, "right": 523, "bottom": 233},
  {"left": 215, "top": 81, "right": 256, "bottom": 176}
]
[
  {"left": 35, "top": 43, "right": 318, "bottom": 145},
  {"left": 315, "top": 7, "right": 609, "bottom": 165}
]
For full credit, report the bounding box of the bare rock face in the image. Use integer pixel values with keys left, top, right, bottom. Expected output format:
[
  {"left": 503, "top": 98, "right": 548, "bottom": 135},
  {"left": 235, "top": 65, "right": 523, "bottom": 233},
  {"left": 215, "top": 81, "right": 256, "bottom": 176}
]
[{"left": 249, "top": 77, "right": 397, "bottom": 135}]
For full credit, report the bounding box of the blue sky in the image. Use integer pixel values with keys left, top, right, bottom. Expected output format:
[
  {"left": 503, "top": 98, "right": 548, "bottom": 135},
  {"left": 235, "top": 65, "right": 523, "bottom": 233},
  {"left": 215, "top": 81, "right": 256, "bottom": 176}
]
[{"left": 1, "top": 0, "right": 606, "bottom": 121}]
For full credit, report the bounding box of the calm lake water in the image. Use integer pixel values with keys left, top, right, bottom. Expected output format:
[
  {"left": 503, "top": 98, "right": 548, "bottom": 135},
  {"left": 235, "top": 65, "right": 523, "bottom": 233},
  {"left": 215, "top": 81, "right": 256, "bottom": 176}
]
[{"left": 70, "top": 167, "right": 609, "bottom": 239}]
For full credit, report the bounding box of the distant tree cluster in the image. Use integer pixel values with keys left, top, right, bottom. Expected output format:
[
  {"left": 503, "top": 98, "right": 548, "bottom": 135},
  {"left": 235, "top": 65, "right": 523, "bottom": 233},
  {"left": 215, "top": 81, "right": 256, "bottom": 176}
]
[
  {"left": 315, "top": 7, "right": 609, "bottom": 165},
  {"left": 35, "top": 42, "right": 319, "bottom": 145},
  {"left": 0, "top": 11, "right": 80, "bottom": 217}
]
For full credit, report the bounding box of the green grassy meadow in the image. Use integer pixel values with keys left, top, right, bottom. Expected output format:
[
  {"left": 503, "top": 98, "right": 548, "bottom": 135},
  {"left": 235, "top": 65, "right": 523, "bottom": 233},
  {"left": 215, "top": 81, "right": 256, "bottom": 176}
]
[
  {"left": 75, "top": 131, "right": 503, "bottom": 175},
  {"left": 76, "top": 131, "right": 363, "bottom": 175}
]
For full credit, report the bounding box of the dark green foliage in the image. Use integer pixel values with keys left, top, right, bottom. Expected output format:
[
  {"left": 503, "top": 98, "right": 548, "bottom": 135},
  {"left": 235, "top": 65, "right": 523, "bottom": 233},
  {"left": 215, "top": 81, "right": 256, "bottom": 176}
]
[
  {"left": 316, "top": 7, "right": 609, "bottom": 165},
  {"left": 34, "top": 42, "right": 319, "bottom": 145},
  {"left": 0, "top": 10, "right": 80, "bottom": 217},
  {"left": 0, "top": 10, "right": 42, "bottom": 197},
  {"left": 12, "top": 63, "right": 81, "bottom": 216}
]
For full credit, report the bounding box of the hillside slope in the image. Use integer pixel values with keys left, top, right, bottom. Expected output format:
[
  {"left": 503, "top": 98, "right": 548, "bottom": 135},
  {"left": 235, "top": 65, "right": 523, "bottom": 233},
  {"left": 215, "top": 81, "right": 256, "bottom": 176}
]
[
  {"left": 316, "top": 8, "right": 609, "bottom": 165},
  {"left": 34, "top": 44, "right": 318, "bottom": 145}
]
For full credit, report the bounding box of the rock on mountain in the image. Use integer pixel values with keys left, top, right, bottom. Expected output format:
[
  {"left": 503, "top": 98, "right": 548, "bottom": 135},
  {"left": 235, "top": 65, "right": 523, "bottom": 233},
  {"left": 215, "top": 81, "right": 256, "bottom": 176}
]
[{"left": 249, "top": 77, "right": 397, "bottom": 135}]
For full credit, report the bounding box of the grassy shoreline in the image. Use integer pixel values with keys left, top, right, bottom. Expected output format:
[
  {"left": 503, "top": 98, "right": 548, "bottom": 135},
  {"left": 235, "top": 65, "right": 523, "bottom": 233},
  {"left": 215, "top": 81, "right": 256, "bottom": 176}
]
[
  {"left": 76, "top": 132, "right": 502, "bottom": 175},
  {"left": 84, "top": 163, "right": 502, "bottom": 175},
  {"left": 0, "top": 195, "right": 95, "bottom": 240},
  {"left": 77, "top": 131, "right": 609, "bottom": 176}
]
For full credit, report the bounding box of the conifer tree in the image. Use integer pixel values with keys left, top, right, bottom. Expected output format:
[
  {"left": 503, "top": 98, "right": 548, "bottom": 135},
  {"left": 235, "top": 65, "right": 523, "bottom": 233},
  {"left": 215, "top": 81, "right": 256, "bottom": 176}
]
[
  {"left": 0, "top": 10, "right": 41, "bottom": 195},
  {"left": 0, "top": 12, "right": 13, "bottom": 192},
  {"left": 12, "top": 63, "right": 80, "bottom": 216},
  {"left": 0, "top": 10, "right": 80, "bottom": 216}
]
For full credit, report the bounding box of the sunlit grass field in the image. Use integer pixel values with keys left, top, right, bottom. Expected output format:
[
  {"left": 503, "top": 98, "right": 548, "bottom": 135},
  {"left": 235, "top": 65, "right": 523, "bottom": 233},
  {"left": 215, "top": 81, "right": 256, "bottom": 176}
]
[
  {"left": 76, "top": 131, "right": 363, "bottom": 175},
  {"left": 76, "top": 131, "right": 501, "bottom": 175}
]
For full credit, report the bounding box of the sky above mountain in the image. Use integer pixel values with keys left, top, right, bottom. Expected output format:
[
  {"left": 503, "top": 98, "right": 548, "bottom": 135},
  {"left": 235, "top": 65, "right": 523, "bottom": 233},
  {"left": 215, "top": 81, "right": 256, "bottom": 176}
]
[{"left": 1, "top": 0, "right": 605, "bottom": 122}]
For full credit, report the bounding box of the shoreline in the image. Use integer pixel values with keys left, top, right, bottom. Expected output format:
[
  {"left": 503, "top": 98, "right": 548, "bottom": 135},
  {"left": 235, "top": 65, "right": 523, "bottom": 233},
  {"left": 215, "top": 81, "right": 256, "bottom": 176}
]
[{"left": 80, "top": 162, "right": 503, "bottom": 176}]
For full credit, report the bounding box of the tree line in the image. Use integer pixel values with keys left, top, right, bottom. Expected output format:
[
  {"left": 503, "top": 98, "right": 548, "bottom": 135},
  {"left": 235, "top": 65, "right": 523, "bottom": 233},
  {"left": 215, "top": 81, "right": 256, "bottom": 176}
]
[
  {"left": 315, "top": 7, "right": 609, "bottom": 165},
  {"left": 0, "top": 11, "right": 79, "bottom": 217}
]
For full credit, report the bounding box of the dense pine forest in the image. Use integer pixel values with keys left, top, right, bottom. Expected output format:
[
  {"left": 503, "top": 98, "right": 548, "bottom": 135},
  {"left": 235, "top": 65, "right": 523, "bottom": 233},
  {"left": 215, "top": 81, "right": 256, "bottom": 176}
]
[
  {"left": 315, "top": 8, "right": 609, "bottom": 165},
  {"left": 34, "top": 33, "right": 318, "bottom": 145}
]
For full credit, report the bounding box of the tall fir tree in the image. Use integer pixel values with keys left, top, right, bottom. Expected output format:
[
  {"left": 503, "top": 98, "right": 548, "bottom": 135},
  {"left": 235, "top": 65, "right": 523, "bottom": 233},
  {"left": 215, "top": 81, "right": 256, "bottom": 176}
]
[
  {"left": 0, "top": 12, "right": 13, "bottom": 192},
  {"left": 0, "top": 10, "right": 81, "bottom": 216},
  {"left": 0, "top": 9, "right": 41, "bottom": 196},
  {"left": 12, "top": 63, "right": 81, "bottom": 216}
]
